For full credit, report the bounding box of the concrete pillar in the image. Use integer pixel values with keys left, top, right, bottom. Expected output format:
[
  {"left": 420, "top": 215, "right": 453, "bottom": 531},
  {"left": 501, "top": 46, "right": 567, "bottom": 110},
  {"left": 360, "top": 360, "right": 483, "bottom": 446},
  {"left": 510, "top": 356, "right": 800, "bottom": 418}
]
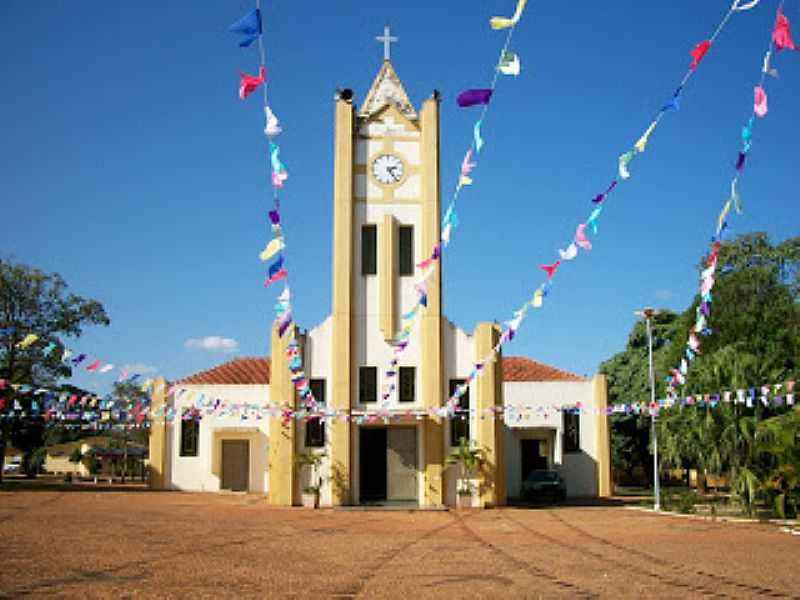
[
  {"left": 329, "top": 94, "right": 355, "bottom": 506},
  {"left": 268, "top": 324, "right": 297, "bottom": 505},
  {"left": 420, "top": 95, "right": 444, "bottom": 507},
  {"left": 148, "top": 376, "right": 168, "bottom": 490},
  {"left": 473, "top": 323, "right": 506, "bottom": 507},
  {"left": 593, "top": 374, "right": 612, "bottom": 497}
]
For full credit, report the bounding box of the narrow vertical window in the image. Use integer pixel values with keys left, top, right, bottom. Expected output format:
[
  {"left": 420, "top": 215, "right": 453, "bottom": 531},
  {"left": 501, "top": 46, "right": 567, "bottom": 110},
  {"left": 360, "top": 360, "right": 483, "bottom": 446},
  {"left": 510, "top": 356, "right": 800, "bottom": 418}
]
[
  {"left": 180, "top": 411, "right": 199, "bottom": 457},
  {"left": 398, "top": 367, "right": 415, "bottom": 403},
  {"left": 398, "top": 225, "right": 414, "bottom": 276},
  {"left": 359, "top": 367, "right": 377, "bottom": 404},
  {"left": 562, "top": 408, "right": 581, "bottom": 453},
  {"left": 305, "top": 379, "right": 326, "bottom": 447},
  {"left": 362, "top": 224, "right": 377, "bottom": 275},
  {"left": 449, "top": 380, "right": 470, "bottom": 446}
]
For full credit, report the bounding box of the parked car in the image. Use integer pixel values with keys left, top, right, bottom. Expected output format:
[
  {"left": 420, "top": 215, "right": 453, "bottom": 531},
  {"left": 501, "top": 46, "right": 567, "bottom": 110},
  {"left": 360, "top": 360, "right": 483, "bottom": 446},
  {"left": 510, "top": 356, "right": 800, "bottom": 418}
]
[
  {"left": 521, "top": 469, "right": 566, "bottom": 502},
  {"left": 3, "top": 462, "right": 21, "bottom": 474}
]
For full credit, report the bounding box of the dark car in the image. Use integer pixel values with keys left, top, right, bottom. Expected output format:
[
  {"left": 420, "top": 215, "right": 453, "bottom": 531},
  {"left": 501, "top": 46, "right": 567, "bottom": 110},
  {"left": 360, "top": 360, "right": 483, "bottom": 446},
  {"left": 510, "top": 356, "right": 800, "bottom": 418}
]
[{"left": 521, "top": 470, "right": 566, "bottom": 502}]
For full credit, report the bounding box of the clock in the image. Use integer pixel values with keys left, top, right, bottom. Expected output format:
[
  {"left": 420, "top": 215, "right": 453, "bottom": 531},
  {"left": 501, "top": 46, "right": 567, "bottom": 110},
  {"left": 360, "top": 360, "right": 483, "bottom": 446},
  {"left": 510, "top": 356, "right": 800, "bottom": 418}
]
[{"left": 371, "top": 154, "right": 404, "bottom": 185}]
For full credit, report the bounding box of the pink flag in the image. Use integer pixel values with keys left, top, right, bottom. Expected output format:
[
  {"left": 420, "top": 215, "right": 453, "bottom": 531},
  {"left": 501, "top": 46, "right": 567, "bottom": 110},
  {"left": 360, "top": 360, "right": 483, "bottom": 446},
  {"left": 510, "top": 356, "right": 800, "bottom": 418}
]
[
  {"left": 85, "top": 359, "right": 101, "bottom": 372},
  {"left": 689, "top": 40, "right": 711, "bottom": 70},
  {"left": 754, "top": 86, "right": 768, "bottom": 117},
  {"left": 239, "top": 65, "right": 265, "bottom": 100},
  {"left": 539, "top": 260, "right": 561, "bottom": 280},
  {"left": 264, "top": 269, "right": 288, "bottom": 287},
  {"left": 460, "top": 150, "right": 476, "bottom": 176},
  {"left": 574, "top": 224, "right": 592, "bottom": 251},
  {"left": 773, "top": 8, "right": 796, "bottom": 51}
]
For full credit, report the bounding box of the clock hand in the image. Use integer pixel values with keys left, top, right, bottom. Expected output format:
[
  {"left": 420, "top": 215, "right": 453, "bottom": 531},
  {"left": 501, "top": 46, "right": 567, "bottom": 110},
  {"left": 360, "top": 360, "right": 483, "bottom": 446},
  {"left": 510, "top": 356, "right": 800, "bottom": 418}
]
[{"left": 386, "top": 165, "right": 399, "bottom": 180}]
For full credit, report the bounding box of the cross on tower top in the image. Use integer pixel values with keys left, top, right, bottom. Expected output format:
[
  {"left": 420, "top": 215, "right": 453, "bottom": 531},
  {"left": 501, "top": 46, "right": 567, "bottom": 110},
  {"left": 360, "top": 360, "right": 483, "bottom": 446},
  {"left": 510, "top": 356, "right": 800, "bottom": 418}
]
[{"left": 376, "top": 25, "right": 398, "bottom": 61}]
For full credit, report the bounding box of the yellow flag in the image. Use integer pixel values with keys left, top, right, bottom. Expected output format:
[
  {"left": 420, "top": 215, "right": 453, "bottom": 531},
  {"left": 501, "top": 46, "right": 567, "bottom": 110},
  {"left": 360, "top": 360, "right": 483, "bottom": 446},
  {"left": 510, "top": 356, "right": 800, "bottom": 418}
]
[
  {"left": 634, "top": 120, "right": 658, "bottom": 153},
  {"left": 717, "top": 199, "right": 732, "bottom": 234},
  {"left": 259, "top": 237, "right": 285, "bottom": 262},
  {"left": 16, "top": 334, "right": 39, "bottom": 349},
  {"left": 490, "top": 0, "right": 528, "bottom": 30},
  {"left": 531, "top": 290, "right": 543, "bottom": 308},
  {"left": 458, "top": 174, "right": 472, "bottom": 188}
]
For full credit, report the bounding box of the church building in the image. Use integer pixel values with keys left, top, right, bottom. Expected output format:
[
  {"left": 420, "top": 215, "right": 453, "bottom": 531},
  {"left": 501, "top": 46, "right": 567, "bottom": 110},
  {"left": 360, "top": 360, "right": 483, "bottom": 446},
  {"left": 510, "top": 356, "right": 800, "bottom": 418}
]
[{"left": 148, "top": 51, "right": 611, "bottom": 507}]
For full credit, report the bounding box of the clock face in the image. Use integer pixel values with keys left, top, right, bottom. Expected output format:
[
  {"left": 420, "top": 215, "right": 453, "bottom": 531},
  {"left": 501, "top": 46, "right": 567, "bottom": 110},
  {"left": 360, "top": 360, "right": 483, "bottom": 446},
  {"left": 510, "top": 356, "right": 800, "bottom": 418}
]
[{"left": 371, "top": 154, "right": 404, "bottom": 185}]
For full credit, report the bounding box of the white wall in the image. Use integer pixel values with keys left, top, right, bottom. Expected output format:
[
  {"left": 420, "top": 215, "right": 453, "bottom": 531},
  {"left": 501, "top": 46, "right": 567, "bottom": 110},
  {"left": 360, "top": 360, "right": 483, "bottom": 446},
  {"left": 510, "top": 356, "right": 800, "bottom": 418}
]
[
  {"left": 503, "top": 381, "right": 598, "bottom": 497},
  {"left": 167, "top": 384, "right": 270, "bottom": 494},
  {"left": 353, "top": 201, "right": 423, "bottom": 411}
]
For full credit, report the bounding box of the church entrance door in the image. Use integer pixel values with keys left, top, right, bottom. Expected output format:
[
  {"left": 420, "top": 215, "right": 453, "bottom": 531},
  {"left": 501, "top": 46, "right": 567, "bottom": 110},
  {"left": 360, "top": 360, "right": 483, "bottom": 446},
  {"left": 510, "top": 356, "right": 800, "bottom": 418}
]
[
  {"left": 359, "top": 428, "right": 387, "bottom": 502},
  {"left": 221, "top": 439, "right": 249, "bottom": 492},
  {"left": 387, "top": 427, "right": 417, "bottom": 502}
]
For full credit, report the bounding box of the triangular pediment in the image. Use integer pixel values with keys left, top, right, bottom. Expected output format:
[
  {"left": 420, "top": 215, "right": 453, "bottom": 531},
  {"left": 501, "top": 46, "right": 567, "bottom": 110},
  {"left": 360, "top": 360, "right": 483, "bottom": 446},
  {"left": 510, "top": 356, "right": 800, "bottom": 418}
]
[{"left": 359, "top": 61, "right": 417, "bottom": 120}]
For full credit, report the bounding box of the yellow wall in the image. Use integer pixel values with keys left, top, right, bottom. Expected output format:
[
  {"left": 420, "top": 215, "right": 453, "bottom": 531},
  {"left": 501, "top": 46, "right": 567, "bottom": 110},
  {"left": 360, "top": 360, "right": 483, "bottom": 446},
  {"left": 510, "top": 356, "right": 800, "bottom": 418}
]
[
  {"left": 593, "top": 374, "right": 612, "bottom": 497},
  {"left": 148, "top": 377, "right": 168, "bottom": 489},
  {"left": 329, "top": 94, "right": 355, "bottom": 506},
  {"left": 473, "top": 323, "right": 506, "bottom": 507},
  {"left": 419, "top": 96, "right": 444, "bottom": 507},
  {"left": 268, "top": 324, "right": 297, "bottom": 505}
]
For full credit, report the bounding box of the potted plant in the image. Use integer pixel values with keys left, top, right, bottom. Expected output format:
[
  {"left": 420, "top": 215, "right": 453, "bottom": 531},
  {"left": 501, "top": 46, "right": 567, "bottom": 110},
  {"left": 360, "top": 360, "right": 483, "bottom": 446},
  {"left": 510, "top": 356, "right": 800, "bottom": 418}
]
[
  {"left": 447, "top": 437, "right": 485, "bottom": 509},
  {"left": 295, "top": 450, "right": 325, "bottom": 509}
]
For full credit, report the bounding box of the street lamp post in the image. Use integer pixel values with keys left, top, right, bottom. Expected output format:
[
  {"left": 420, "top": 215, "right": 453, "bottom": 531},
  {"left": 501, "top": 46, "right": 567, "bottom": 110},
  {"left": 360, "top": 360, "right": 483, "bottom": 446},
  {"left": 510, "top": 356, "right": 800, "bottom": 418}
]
[{"left": 635, "top": 307, "right": 661, "bottom": 512}]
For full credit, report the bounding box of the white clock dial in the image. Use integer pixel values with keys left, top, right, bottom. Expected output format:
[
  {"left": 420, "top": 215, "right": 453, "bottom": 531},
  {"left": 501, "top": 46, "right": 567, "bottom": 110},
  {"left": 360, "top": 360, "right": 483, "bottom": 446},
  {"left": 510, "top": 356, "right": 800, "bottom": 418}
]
[{"left": 372, "top": 154, "right": 404, "bottom": 185}]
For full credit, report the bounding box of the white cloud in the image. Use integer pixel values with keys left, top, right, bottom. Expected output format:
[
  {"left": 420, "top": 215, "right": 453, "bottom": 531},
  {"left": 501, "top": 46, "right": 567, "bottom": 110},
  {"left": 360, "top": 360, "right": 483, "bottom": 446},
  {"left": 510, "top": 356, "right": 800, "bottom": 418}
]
[
  {"left": 184, "top": 336, "right": 239, "bottom": 353},
  {"left": 122, "top": 363, "right": 158, "bottom": 375}
]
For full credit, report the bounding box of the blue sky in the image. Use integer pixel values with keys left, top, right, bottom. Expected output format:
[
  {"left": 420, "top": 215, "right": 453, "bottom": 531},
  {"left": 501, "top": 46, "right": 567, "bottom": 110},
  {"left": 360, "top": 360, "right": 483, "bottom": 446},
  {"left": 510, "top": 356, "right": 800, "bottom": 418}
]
[{"left": 2, "top": 0, "right": 797, "bottom": 394}]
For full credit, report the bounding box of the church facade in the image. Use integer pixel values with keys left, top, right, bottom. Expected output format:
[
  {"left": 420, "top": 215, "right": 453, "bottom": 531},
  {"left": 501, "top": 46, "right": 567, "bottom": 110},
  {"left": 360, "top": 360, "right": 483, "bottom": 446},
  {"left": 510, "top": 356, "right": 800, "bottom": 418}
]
[{"left": 148, "top": 59, "right": 611, "bottom": 507}]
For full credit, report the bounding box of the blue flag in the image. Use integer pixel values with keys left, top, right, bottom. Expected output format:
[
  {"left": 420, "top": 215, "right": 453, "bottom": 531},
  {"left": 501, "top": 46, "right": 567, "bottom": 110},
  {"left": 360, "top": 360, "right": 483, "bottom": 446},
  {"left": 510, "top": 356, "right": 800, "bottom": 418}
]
[{"left": 229, "top": 8, "right": 262, "bottom": 48}]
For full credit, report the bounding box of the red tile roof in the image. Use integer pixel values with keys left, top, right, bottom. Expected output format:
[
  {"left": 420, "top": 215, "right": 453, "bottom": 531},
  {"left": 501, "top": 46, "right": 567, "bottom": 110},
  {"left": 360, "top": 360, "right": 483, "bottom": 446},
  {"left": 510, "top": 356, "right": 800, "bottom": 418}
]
[
  {"left": 178, "top": 356, "right": 583, "bottom": 385},
  {"left": 502, "top": 356, "right": 586, "bottom": 382},
  {"left": 179, "top": 357, "right": 271, "bottom": 385}
]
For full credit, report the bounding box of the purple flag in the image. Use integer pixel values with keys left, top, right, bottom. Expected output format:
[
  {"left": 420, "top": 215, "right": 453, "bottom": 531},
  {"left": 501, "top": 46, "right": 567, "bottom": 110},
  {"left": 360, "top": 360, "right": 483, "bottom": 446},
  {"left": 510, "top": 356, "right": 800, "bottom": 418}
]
[{"left": 457, "top": 89, "right": 493, "bottom": 107}]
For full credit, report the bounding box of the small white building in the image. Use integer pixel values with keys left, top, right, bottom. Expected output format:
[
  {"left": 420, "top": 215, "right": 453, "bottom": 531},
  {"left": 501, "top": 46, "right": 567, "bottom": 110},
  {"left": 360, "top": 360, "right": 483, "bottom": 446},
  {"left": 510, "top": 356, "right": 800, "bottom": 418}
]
[{"left": 149, "top": 56, "right": 611, "bottom": 506}]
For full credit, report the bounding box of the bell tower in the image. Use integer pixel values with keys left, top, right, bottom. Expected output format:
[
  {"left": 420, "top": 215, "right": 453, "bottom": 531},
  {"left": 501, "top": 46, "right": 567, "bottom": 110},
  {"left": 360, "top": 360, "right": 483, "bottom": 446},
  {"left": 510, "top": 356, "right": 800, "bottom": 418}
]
[{"left": 329, "top": 41, "right": 444, "bottom": 506}]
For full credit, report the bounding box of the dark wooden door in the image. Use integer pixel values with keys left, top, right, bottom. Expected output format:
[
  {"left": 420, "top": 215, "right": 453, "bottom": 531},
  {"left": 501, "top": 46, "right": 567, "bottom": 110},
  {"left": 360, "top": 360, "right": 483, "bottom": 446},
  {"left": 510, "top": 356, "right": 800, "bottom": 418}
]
[
  {"left": 521, "top": 439, "right": 548, "bottom": 481},
  {"left": 221, "top": 440, "right": 249, "bottom": 492},
  {"left": 360, "top": 428, "right": 387, "bottom": 501}
]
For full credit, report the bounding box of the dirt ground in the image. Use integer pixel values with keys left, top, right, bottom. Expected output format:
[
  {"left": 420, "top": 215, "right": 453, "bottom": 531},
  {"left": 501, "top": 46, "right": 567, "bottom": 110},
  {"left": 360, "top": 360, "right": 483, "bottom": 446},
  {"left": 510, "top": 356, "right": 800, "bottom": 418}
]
[{"left": 0, "top": 487, "right": 798, "bottom": 599}]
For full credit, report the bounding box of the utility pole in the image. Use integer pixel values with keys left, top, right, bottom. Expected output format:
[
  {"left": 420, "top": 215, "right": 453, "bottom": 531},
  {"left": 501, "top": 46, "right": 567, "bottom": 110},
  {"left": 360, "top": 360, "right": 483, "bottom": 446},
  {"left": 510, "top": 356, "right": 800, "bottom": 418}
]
[{"left": 635, "top": 307, "right": 661, "bottom": 512}]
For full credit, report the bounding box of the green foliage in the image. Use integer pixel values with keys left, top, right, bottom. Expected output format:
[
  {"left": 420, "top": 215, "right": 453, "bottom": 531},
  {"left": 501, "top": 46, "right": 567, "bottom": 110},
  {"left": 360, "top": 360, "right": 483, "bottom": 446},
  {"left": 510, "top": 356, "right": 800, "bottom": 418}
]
[
  {"left": 0, "top": 258, "right": 109, "bottom": 479},
  {"left": 0, "top": 258, "right": 110, "bottom": 387},
  {"left": 22, "top": 447, "right": 47, "bottom": 478},
  {"left": 296, "top": 450, "right": 326, "bottom": 494},
  {"left": 447, "top": 438, "right": 485, "bottom": 495},
  {"left": 600, "top": 233, "right": 799, "bottom": 515},
  {"left": 68, "top": 447, "right": 83, "bottom": 464},
  {"left": 599, "top": 311, "right": 680, "bottom": 482}
]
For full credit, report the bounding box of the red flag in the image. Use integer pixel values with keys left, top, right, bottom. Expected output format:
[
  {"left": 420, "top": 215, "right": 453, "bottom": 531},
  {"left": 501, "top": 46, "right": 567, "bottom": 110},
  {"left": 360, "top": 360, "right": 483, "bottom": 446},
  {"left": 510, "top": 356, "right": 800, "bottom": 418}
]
[
  {"left": 239, "top": 65, "right": 265, "bottom": 100},
  {"left": 85, "top": 359, "right": 101, "bottom": 372},
  {"left": 689, "top": 40, "right": 711, "bottom": 70},
  {"left": 773, "top": 8, "right": 796, "bottom": 51},
  {"left": 539, "top": 260, "right": 561, "bottom": 280}
]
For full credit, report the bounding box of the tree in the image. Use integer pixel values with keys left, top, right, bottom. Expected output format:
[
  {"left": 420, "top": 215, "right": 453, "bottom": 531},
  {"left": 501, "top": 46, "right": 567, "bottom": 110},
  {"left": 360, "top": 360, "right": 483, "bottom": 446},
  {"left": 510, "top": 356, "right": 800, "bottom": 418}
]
[
  {"left": 600, "top": 233, "right": 799, "bottom": 488},
  {"left": 0, "top": 258, "right": 109, "bottom": 482}
]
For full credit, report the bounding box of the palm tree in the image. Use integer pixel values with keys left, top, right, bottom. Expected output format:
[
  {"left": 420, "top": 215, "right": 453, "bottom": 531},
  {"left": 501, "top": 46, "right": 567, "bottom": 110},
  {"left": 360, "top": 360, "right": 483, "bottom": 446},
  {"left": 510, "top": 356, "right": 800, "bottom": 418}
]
[{"left": 446, "top": 437, "right": 485, "bottom": 496}]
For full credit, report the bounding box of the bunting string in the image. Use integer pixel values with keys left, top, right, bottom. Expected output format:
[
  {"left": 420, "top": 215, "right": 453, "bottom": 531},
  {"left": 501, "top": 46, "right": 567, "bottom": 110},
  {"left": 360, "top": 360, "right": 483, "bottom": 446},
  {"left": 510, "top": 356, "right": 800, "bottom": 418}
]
[
  {"left": 380, "top": 0, "right": 529, "bottom": 406},
  {"left": 2, "top": 377, "right": 793, "bottom": 425},
  {"left": 230, "top": 1, "right": 319, "bottom": 411},
  {"left": 440, "top": 0, "right": 763, "bottom": 416},
  {"left": 665, "top": 2, "right": 796, "bottom": 399}
]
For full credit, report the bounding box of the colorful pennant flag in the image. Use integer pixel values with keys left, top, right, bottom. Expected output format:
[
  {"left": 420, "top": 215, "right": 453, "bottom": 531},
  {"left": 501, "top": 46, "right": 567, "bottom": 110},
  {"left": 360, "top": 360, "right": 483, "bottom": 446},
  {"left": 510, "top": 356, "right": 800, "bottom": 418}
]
[
  {"left": 239, "top": 65, "right": 265, "bottom": 100},
  {"left": 457, "top": 89, "right": 493, "bottom": 107},
  {"left": 229, "top": 8, "right": 262, "bottom": 48},
  {"left": 490, "top": 0, "right": 528, "bottom": 30}
]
